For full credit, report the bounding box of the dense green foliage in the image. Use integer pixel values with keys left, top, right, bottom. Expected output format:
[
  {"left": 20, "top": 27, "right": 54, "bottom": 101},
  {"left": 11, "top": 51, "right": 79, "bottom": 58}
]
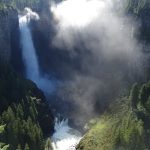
[
  {"left": 0, "top": 125, "right": 9, "bottom": 150},
  {"left": 0, "top": 3, "right": 10, "bottom": 10},
  {"left": 77, "top": 81, "right": 150, "bottom": 150},
  {"left": 126, "top": 0, "right": 149, "bottom": 15},
  {"left": 126, "top": 0, "right": 150, "bottom": 43},
  {"left": 0, "top": 2, "right": 15, "bottom": 15},
  {"left": 0, "top": 62, "right": 54, "bottom": 150},
  {"left": 0, "top": 0, "right": 42, "bottom": 10},
  {"left": 0, "top": 100, "right": 44, "bottom": 150}
]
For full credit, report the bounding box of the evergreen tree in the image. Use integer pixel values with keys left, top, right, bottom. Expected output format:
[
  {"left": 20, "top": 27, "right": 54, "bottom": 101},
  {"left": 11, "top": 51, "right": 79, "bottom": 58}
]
[
  {"left": 130, "top": 83, "right": 139, "bottom": 109},
  {"left": 16, "top": 144, "right": 22, "bottom": 150},
  {"left": 24, "top": 143, "right": 30, "bottom": 150},
  {"left": 45, "top": 138, "right": 53, "bottom": 150}
]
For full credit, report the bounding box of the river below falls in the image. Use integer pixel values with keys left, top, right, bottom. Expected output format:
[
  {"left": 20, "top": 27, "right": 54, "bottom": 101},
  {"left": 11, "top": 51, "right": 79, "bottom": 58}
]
[{"left": 52, "top": 119, "right": 82, "bottom": 150}]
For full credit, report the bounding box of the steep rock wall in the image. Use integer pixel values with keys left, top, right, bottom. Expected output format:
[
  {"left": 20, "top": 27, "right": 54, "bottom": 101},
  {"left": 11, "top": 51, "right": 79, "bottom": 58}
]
[{"left": 0, "top": 6, "right": 18, "bottom": 62}]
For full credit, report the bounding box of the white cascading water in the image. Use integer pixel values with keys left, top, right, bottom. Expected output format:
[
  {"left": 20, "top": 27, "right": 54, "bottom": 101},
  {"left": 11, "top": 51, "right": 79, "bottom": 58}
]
[
  {"left": 19, "top": 7, "right": 53, "bottom": 94},
  {"left": 52, "top": 118, "right": 82, "bottom": 150},
  {"left": 19, "top": 8, "right": 40, "bottom": 81},
  {"left": 19, "top": 8, "right": 82, "bottom": 150}
]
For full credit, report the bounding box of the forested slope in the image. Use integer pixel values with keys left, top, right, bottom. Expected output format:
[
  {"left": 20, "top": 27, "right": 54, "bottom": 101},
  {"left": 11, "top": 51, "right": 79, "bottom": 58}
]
[
  {"left": 77, "top": 82, "right": 150, "bottom": 150},
  {"left": 0, "top": 62, "right": 54, "bottom": 150}
]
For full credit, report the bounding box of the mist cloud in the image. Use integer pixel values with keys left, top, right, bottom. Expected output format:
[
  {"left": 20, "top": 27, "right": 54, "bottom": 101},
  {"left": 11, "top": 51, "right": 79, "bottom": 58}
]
[
  {"left": 49, "top": 0, "right": 146, "bottom": 125},
  {"left": 50, "top": 0, "right": 143, "bottom": 72}
]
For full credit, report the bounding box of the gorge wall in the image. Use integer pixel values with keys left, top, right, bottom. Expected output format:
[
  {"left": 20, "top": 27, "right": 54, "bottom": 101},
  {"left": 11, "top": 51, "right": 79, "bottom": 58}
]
[
  {"left": 0, "top": 5, "right": 23, "bottom": 72},
  {"left": 0, "top": 6, "right": 17, "bottom": 62},
  {"left": 0, "top": 6, "right": 55, "bottom": 150}
]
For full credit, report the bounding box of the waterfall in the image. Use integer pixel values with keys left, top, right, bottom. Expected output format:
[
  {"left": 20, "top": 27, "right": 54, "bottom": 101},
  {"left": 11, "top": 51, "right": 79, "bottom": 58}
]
[
  {"left": 52, "top": 118, "right": 82, "bottom": 150},
  {"left": 19, "top": 7, "right": 82, "bottom": 150},
  {"left": 19, "top": 8, "right": 40, "bottom": 81},
  {"left": 19, "top": 8, "right": 53, "bottom": 94}
]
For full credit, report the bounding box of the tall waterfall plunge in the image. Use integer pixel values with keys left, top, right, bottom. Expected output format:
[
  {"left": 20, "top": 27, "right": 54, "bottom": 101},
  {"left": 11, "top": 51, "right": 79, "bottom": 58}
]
[
  {"left": 19, "top": 8, "right": 53, "bottom": 94},
  {"left": 19, "top": 8, "right": 82, "bottom": 150}
]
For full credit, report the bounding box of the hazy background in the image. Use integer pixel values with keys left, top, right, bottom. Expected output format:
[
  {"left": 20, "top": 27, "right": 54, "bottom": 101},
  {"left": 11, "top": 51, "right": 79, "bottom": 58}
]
[{"left": 32, "top": 0, "right": 147, "bottom": 127}]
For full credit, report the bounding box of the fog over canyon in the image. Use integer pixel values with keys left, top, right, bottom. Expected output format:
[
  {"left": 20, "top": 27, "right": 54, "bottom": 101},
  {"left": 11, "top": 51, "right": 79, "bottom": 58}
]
[{"left": 0, "top": 0, "right": 149, "bottom": 149}]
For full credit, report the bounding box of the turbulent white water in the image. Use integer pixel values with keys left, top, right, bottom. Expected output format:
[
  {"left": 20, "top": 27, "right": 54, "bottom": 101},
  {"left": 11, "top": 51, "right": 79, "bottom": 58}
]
[
  {"left": 19, "top": 8, "right": 53, "bottom": 94},
  {"left": 19, "top": 8, "right": 82, "bottom": 150},
  {"left": 52, "top": 118, "right": 82, "bottom": 150}
]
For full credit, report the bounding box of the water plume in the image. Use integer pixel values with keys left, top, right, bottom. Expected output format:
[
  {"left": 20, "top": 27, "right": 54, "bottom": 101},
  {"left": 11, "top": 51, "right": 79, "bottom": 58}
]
[
  {"left": 50, "top": 0, "right": 146, "bottom": 124},
  {"left": 52, "top": 118, "right": 82, "bottom": 150},
  {"left": 51, "top": 0, "right": 108, "bottom": 28}
]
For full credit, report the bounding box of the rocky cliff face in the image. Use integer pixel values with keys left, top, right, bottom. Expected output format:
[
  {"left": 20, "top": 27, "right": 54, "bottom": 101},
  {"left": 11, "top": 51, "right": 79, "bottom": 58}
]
[
  {"left": 0, "top": 6, "right": 19, "bottom": 62},
  {"left": 0, "top": 6, "right": 55, "bottom": 136}
]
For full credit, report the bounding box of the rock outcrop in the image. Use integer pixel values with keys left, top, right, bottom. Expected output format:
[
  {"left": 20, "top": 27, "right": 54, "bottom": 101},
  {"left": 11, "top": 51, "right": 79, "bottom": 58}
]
[{"left": 0, "top": 6, "right": 19, "bottom": 62}]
